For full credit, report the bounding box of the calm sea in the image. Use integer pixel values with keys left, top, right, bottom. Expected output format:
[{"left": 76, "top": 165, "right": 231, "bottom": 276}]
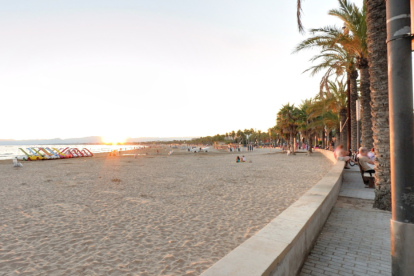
[{"left": 0, "top": 145, "right": 144, "bottom": 160}]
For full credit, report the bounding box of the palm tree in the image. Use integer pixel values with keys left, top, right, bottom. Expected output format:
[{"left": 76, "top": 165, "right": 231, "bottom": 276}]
[
  {"left": 268, "top": 128, "right": 277, "bottom": 146},
  {"left": 294, "top": 27, "right": 352, "bottom": 93},
  {"left": 230, "top": 130, "right": 236, "bottom": 142},
  {"left": 328, "top": 0, "right": 372, "bottom": 150},
  {"left": 236, "top": 129, "right": 244, "bottom": 144},
  {"left": 274, "top": 124, "right": 288, "bottom": 147},
  {"left": 305, "top": 80, "right": 347, "bottom": 148},
  {"left": 365, "top": 0, "right": 390, "bottom": 210},
  {"left": 297, "top": 99, "right": 317, "bottom": 155},
  {"left": 257, "top": 130, "right": 262, "bottom": 145},
  {"left": 249, "top": 128, "right": 255, "bottom": 135},
  {"left": 261, "top": 132, "right": 269, "bottom": 144},
  {"left": 276, "top": 103, "right": 300, "bottom": 154}
]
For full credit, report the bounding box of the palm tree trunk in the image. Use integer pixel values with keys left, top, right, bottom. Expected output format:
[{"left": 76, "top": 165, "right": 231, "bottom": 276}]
[
  {"left": 340, "top": 108, "right": 348, "bottom": 147},
  {"left": 366, "top": 0, "right": 391, "bottom": 210},
  {"left": 350, "top": 69, "right": 358, "bottom": 150},
  {"left": 322, "top": 130, "right": 326, "bottom": 149},
  {"left": 335, "top": 131, "right": 340, "bottom": 147},
  {"left": 358, "top": 60, "right": 374, "bottom": 149},
  {"left": 347, "top": 76, "right": 351, "bottom": 151},
  {"left": 326, "top": 131, "right": 330, "bottom": 148},
  {"left": 308, "top": 135, "right": 313, "bottom": 155}
]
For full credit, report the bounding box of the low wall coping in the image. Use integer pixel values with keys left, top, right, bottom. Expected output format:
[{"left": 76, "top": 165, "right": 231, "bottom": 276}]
[{"left": 201, "top": 150, "right": 343, "bottom": 276}]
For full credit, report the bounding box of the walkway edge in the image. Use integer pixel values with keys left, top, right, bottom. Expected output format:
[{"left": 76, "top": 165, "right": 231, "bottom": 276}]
[{"left": 201, "top": 150, "right": 344, "bottom": 276}]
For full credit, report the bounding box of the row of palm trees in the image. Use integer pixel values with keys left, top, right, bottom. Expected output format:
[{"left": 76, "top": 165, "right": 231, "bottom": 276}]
[
  {"left": 274, "top": 81, "right": 347, "bottom": 154},
  {"left": 224, "top": 129, "right": 270, "bottom": 144},
  {"left": 190, "top": 129, "right": 273, "bottom": 145},
  {"left": 295, "top": 0, "right": 389, "bottom": 210},
  {"left": 188, "top": 126, "right": 300, "bottom": 145}
]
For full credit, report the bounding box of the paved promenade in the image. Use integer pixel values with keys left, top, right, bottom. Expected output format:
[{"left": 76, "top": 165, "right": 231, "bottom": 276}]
[
  {"left": 299, "top": 166, "right": 391, "bottom": 276},
  {"left": 338, "top": 166, "right": 374, "bottom": 200}
]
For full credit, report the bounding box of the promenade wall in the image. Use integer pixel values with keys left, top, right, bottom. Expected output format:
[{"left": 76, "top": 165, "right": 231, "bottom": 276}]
[{"left": 201, "top": 149, "right": 343, "bottom": 276}]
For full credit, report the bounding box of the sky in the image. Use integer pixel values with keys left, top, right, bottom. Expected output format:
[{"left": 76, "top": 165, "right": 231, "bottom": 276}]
[{"left": 1, "top": 0, "right": 349, "bottom": 142}]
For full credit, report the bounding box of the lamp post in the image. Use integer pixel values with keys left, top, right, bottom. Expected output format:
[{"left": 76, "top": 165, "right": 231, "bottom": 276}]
[{"left": 386, "top": 0, "right": 414, "bottom": 274}]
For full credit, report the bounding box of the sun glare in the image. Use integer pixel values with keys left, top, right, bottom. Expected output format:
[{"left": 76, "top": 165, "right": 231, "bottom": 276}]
[{"left": 102, "top": 135, "right": 127, "bottom": 144}]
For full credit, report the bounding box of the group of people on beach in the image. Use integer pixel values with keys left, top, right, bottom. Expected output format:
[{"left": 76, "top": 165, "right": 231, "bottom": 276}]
[{"left": 236, "top": 156, "right": 246, "bottom": 163}]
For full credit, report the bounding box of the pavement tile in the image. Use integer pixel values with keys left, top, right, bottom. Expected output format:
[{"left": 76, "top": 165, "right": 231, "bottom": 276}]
[{"left": 299, "top": 169, "right": 391, "bottom": 276}]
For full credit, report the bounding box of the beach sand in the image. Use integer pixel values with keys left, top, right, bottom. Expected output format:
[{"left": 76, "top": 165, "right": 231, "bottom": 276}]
[{"left": 0, "top": 148, "right": 332, "bottom": 276}]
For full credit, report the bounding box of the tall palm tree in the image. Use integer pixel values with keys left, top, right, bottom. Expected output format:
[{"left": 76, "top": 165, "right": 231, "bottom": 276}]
[
  {"left": 294, "top": 27, "right": 352, "bottom": 94},
  {"left": 365, "top": 0, "right": 390, "bottom": 210},
  {"left": 328, "top": 0, "right": 372, "bottom": 150},
  {"left": 294, "top": 36, "right": 354, "bottom": 149}
]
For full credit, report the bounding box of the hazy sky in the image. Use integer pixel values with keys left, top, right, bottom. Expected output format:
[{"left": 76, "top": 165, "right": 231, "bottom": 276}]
[{"left": 1, "top": 0, "right": 347, "bottom": 141}]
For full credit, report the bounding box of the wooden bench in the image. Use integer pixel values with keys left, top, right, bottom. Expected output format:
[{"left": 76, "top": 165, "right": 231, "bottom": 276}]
[{"left": 358, "top": 162, "right": 375, "bottom": 188}]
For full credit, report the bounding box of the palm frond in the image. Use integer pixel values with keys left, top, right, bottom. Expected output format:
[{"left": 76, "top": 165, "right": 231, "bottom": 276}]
[{"left": 297, "top": 0, "right": 305, "bottom": 34}]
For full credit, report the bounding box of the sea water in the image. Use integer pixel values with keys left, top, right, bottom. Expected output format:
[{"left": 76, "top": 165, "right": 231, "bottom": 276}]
[{"left": 0, "top": 145, "right": 144, "bottom": 160}]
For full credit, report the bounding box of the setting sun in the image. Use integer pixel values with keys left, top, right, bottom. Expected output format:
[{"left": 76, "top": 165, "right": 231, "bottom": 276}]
[{"left": 102, "top": 135, "right": 127, "bottom": 144}]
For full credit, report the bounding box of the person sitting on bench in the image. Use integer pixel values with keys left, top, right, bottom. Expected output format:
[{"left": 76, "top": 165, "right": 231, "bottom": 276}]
[
  {"left": 334, "top": 144, "right": 352, "bottom": 169},
  {"left": 359, "top": 147, "right": 375, "bottom": 174},
  {"left": 367, "top": 147, "right": 375, "bottom": 162}
]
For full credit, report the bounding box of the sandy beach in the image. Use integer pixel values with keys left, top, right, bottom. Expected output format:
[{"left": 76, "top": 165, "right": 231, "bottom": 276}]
[{"left": 0, "top": 148, "right": 332, "bottom": 276}]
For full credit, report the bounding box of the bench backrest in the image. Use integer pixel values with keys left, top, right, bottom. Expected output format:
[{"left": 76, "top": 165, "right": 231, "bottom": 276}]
[
  {"left": 358, "top": 162, "right": 364, "bottom": 176},
  {"left": 358, "top": 161, "right": 374, "bottom": 181},
  {"left": 357, "top": 162, "right": 369, "bottom": 185}
]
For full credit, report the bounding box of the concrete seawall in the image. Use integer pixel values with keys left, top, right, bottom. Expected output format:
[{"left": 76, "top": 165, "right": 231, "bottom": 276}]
[{"left": 201, "top": 150, "right": 344, "bottom": 276}]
